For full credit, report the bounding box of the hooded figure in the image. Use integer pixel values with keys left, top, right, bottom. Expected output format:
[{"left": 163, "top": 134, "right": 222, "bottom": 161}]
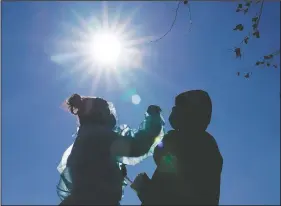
[
  {"left": 131, "top": 90, "right": 223, "bottom": 205},
  {"left": 57, "top": 94, "right": 164, "bottom": 205}
]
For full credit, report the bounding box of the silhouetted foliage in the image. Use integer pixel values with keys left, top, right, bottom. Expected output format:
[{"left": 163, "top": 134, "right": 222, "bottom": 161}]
[
  {"left": 233, "top": 0, "right": 280, "bottom": 77},
  {"left": 237, "top": 71, "right": 253, "bottom": 79},
  {"left": 151, "top": 0, "right": 279, "bottom": 79},
  {"left": 244, "top": 72, "right": 252, "bottom": 79},
  {"left": 233, "top": 24, "right": 244, "bottom": 31},
  {"left": 235, "top": 48, "right": 242, "bottom": 59},
  {"left": 253, "top": 50, "right": 280, "bottom": 70}
]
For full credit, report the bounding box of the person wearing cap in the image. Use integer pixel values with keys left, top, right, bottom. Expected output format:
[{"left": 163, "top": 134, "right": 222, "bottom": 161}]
[
  {"left": 57, "top": 94, "right": 165, "bottom": 205},
  {"left": 131, "top": 90, "right": 223, "bottom": 205}
]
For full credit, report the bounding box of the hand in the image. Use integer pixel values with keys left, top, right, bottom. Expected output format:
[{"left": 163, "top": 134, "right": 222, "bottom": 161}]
[
  {"left": 147, "top": 105, "right": 162, "bottom": 115},
  {"left": 121, "top": 164, "right": 127, "bottom": 177},
  {"left": 130, "top": 172, "right": 150, "bottom": 193}
]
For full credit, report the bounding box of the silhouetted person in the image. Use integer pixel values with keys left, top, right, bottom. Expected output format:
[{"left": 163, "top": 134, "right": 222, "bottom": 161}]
[
  {"left": 57, "top": 94, "right": 164, "bottom": 205},
  {"left": 131, "top": 90, "right": 223, "bottom": 205}
]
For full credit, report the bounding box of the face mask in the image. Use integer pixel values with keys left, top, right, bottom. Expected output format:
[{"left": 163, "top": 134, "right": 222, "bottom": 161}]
[{"left": 169, "top": 106, "right": 182, "bottom": 130}]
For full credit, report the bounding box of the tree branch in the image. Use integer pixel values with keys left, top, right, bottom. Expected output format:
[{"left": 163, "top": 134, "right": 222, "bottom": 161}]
[
  {"left": 256, "top": 0, "right": 264, "bottom": 29},
  {"left": 151, "top": 1, "right": 182, "bottom": 43}
]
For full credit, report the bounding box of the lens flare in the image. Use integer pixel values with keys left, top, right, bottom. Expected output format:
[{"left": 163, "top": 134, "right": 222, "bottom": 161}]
[{"left": 132, "top": 94, "right": 141, "bottom": 105}]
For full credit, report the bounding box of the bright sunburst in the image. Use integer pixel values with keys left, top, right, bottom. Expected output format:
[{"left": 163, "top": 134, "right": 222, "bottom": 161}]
[
  {"left": 90, "top": 31, "right": 122, "bottom": 65},
  {"left": 50, "top": 3, "right": 154, "bottom": 93}
]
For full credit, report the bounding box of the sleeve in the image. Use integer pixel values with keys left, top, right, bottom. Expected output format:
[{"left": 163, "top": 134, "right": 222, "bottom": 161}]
[
  {"left": 56, "top": 144, "right": 74, "bottom": 201},
  {"left": 111, "top": 112, "right": 165, "bottom": 165},
  {"left": 153, "top": 130, "right": 176, "bottom": 166}
]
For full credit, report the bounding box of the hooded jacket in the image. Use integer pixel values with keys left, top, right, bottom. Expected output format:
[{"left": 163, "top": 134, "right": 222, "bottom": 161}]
[{"left": 137, "top": 90, "right": 223, "bottom": 205}]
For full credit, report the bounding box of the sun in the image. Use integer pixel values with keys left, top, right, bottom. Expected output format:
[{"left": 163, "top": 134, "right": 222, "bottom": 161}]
[
  {"left": 90, "top": 31, "right": 122, "bottom": 66},
  {"left": 50, "top": 3, "right": 155, "bottom": 93}
]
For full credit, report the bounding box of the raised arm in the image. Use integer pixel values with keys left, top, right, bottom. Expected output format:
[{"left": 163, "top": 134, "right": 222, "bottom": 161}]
[{"left": 110, "top": 105, "right": 165, "bottom": 158}]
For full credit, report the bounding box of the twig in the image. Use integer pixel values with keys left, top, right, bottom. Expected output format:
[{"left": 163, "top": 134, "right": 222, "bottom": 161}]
[
  {"left": 151, "top": 1, "right": 182, "bottom": 43},
  {"left": 271, "top": 50, "right": 280, "bottom": 56},
  {"left": 233, "top": 0, "right": 265, "bottom": 59},
  {"left": 255, "top": 0, "right": 264, "bottom": 29},
  {"left": 187, "top": 1, "right": 193, "bottom": 32}
]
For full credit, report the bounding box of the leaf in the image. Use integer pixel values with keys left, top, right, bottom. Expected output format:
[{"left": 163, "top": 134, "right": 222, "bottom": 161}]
[
  {"left": 244, "top": 8, "right": 249, "bottom": 14},
  {"left": 253, "top": 30, "right": 260, "bottom": 38},
  {"left": 236, "top": 8, "right": 241, "bottom": 12},
  {"left": 266, "top": 62, "right": 271, "bottom": 67},
  {"left": 235, "top": 48, "right": 242, "bottom": 58},
  {"left": 244, "top": 36, "right": 249, "bottom": 44},
  {"left": 238, "top": 3, "right": 243, "bottom": 8},
  {"left": 273, "top": 64, "right": 278, "bottom": 68},
  {"left": 264, "top": 55, "right": 274, "bottom": 60},
  {"left": 255, "top": 61, "right": 261, "bottom": 65},
  {"left": 252, "top": 23, "right": 258, "bottom": 30},
  {"left": 234, "top": 24, "right": 244, "bottom": 31},
  {"left": 263, "top": 55, "right": 269, "bottom": 59},
  {"left": 252, "top": 17, "right": 258, "bottom": 22},
  {"left": 245, "top": 2, "right": 251, "bottom": 7},
  {"left": 244, "top": 72, "right": 251, "bottom": 79}
]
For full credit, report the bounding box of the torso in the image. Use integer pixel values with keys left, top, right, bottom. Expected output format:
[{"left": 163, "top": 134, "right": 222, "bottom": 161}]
[
  {"left": 66, "top": 125, "right": 123, "bottom": 204},
  {"left": 149, "top": 130, "right": 223, "bottom": 205}
]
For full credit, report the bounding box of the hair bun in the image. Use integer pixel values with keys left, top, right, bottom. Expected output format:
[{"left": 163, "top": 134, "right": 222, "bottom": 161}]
[{"left": 68, "top": 93, "right": 82, "bottom": 109}]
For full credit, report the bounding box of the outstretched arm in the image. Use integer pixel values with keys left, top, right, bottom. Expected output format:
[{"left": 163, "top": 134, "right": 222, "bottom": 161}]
[{"left": 111, "top": 105, "right": 165, "bottom": 158}]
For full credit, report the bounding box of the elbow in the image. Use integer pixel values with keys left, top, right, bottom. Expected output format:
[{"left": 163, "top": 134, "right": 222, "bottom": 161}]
[
  {"left": 130, "top": 138, "right": 154, "bottom": 157},
  {"left": 130, "top": 146, "right": 149, "bottom": 157}
]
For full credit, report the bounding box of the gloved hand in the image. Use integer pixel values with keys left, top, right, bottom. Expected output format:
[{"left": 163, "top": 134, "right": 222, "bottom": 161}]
[
  {"left": 147, "top": 105, "right": 162, "bottom": 115},
  {"left": 130, "top": 172, "right": 150, "bottom": 193}
]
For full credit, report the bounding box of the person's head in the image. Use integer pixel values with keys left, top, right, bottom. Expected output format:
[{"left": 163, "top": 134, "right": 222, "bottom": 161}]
[
  {"left": 64, "top": 94, "right": 117, "bottom": 128},
  {"left": 169, "top": 90, "right": 212, "bottom": 132}
]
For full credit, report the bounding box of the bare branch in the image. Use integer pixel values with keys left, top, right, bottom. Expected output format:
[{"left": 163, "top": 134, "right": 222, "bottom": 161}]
[
  {"left": 255, "top": 0, "right": 264, "bottom": 29},
  {"left": 187, "top": 2, "right": 193, "bottom": 31},
  {"left": 151, "top": 1, "right": 182, "bottom": 43}
]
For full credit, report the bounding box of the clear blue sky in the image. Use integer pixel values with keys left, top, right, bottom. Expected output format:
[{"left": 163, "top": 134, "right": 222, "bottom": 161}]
[{"left": 2, "top": 1, "right": 280, "bottom": 205}]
